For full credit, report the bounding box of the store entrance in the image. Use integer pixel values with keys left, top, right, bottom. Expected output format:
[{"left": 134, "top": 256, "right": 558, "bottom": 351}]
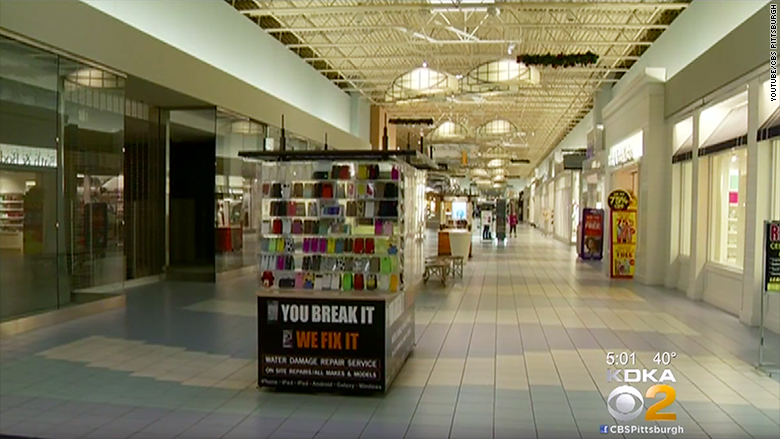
[
  {"left": 609, "top": 163, "right": 639, "bottom": 279},
  {"left": 611, "top": 164, "right": 639, "bottom": 198}
]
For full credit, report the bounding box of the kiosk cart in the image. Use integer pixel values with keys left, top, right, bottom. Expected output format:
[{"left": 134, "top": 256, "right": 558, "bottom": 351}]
[{"left": 239, "top": 150, "right": 429, "bottom": 393}]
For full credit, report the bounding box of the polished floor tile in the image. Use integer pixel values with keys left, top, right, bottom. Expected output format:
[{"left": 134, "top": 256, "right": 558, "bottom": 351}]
[{"left": 1, "top": 226, "right": 779, "bottom": 439}]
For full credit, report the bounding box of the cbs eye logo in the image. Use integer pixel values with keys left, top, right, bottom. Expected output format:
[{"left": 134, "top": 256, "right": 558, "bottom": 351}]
[{"left": 607, "top": 385, "right": 677, "bottom": 421}]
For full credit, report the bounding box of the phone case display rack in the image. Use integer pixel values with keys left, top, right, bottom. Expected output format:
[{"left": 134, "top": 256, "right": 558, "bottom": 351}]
[{"left": 240, "top": 150, "right": 428, "bottom": 393}]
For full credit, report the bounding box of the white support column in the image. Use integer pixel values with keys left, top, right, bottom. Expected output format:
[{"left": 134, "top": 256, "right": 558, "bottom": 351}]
[
  {"left": 741, "top": 78, "right": 766, "bottom": 326},
  {"left": 687, "top": 111, "right": 706, "bottom": 301},
  {"left": 637, "top": 82, "right": 669, "bottom": 285}
]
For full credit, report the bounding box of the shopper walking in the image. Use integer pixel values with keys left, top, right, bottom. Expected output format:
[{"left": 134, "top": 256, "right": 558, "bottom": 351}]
[{"left": 509, "top": 212, "right": 518, "bottom": 237}]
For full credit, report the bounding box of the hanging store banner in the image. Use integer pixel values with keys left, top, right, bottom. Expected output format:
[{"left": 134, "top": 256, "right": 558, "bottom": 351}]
[
  {"left": 579, "top": 208, "right": 604, "bottom": 260},
  {"left": 764, "top": 221, "right": 780, "bottom": 293},
  {"left": 610, "top": 209, "right": 637, "bottom": 279}
]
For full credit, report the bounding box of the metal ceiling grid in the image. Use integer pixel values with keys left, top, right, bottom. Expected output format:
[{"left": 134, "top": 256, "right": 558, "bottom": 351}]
[{"left": 229, "top": 0, "right": 689, "bottom": 176}]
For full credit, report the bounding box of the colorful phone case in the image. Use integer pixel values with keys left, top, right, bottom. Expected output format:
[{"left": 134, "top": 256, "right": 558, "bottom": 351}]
[
  {"left": 293, "top": 183, "right": 304, "bottom": 198},
  {"left": 381, "top": 257, "right": 392, "bottom": 274},
  {"left": 370, "top": 257, "right": 380, "bottom": 273},
  {"left": 342, "top": 273, "right": 353, "bottom": 291},
  {"left": 378, "top": 274, "right": 389, "bottom": 291}
]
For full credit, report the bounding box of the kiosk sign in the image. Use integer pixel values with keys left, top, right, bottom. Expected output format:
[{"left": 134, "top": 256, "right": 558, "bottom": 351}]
[
  {"left": 765, "top": 221, "right": 780, "bottom": 293},
  {"left": 257, "top": 294, "right": 414, "bottom": 392}
]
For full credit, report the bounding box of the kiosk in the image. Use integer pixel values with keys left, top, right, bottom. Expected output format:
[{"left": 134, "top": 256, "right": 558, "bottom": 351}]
[{"left": 240, "top": 149, "right": 429, "bottom": 393}]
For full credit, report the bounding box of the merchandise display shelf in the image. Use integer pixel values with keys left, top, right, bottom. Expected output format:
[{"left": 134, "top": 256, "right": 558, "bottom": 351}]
[
  {"left": 243, "top": 152, "right": 426, "bottom": 393},
  {"left": 0, "top": 193, "right": 24, "bottom": 249}
]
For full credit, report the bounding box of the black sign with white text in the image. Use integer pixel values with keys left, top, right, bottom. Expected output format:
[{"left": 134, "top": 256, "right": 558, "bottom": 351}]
[{"left": 258, "top": 297, "right": 387, "bottom": 391}]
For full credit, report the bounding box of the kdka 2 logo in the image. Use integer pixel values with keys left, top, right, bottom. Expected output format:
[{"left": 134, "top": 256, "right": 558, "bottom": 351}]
[{"left": 606, "top": 368, "right": 677, "bottom": 422}]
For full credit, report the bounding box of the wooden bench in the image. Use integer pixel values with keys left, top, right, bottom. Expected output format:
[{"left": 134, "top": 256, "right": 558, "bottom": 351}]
[
  {"left": 424, "top": 257, "right": 450, "bottom": 285},
  {"left": 443, "top": 255, "right": 464, "bottom": 278}
]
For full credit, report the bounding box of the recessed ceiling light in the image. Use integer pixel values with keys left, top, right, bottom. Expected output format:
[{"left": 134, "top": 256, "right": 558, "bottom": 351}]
[{"left": 422, "top": 61, "right": 428, "bottom": 68}]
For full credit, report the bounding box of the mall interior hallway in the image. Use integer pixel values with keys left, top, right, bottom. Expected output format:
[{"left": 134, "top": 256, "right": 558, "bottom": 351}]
[{"left": 1, "top": 225, "right": 778, "bottom": 439}]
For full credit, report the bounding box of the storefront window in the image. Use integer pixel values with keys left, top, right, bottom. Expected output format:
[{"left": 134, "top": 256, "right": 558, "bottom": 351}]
[
  {"left": 571, "top": 172, "right": 580, "bottom": 244},
  {"left": 0, "top": 37, "right": 60, "bottom": 319},
  {"left": 60, "top": 58, "right": 126, "bottom": 292},
  {"left": 554, "top": 174, "right": 570, "bottom": 240},
  {"left": 0, "top": 36, "right": 125, "bottom": 320},
  {"left": 679, "top": 161, "right": 693, "bottom": 255},
  {"left": 215, "top": 111, "right": 265, "bottom": 272},
  {"left": 709, "top": 148, "right": 747, "bottom": 268}
]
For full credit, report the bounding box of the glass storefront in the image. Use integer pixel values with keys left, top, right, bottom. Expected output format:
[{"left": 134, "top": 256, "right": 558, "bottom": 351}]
[
  {"left": 571, "top": 172, "right": 580, "bottom": 244},
  {"left": 0, "top": 35, "right": 125, "bottom": 320},
  {"left": 678, "top": 161, "right": 693, "bottom": 255},
  {"left": 215, "top": 111, "right": 265, "bottom": 272},
  {"left": 213, "top": 111, "right": 325, "bottom": 273},
  {"left": 554, "top": 174, "right": 568, "bottom": 240},
  {"left": 708, "top": 148, "right": 747, "bottom": 268}
]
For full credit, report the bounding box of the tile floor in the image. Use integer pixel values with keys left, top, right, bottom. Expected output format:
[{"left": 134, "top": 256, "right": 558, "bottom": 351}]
[{"left": 1, "top": 226, "right": 779, "bottom": 439}]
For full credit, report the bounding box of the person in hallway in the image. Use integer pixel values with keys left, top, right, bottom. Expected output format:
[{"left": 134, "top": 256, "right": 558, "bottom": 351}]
[
  {"left": 481, "top": 211, "right": 492, "bottom": 240},
  {"left": 509, "top": 212, "right": 518, "bottom": 237}
]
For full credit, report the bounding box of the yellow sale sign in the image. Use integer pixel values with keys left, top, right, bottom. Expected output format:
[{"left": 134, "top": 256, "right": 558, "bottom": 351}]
[{"left": 611, "top": 209, "right": 637, "bottom": 278}]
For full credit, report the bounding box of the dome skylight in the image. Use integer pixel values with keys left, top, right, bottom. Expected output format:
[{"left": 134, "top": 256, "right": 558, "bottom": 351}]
[
  {"left": 385, "top": 67, "right": 458, "bottom": 102},
  {"left": 478, "top": 119, "right": 517, "bottom": 137},
  {"left": 429, "top": 121, "right": 469, "bottom": 139}
]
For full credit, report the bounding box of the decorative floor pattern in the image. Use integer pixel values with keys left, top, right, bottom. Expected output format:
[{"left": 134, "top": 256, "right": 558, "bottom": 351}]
[{"left": 0, "top": 226, "right": 778, "bottom": 439}]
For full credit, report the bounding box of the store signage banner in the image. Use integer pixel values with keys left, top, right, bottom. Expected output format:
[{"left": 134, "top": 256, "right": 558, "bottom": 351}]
[
  {"left": 0, "top": 144, "right": 57, "bottom": 168},
  {"left": 610, "top": 209, "right": 637, "bottom": 279},
  {"left": 580, "top": 208, "right": 604, "bottom": 260},
  {"left": 607, "top": 131, "right": 643, "bottom": 168},
  {"left": 258, "top": 297, "right": 387, "bottom": 391},
  {"left": 764, "top": 221, "right": 780, "bottom": 292}
]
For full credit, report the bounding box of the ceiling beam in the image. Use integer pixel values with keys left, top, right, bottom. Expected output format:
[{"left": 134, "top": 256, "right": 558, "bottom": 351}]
[
  {"left": 241, "top": 2, "right": 689, "bottom": 15},
  {"left": 314, "top": 67, "right": 631, "bottom": 73},
  {"left": 264, "top": 23, "right": 671, "bottom": 33},
  {"left": 286, "top": 40, "right": 654, "bottom": 48},
  {"left": 300, "top": 54, "right": 642, "bottom": 61}
]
